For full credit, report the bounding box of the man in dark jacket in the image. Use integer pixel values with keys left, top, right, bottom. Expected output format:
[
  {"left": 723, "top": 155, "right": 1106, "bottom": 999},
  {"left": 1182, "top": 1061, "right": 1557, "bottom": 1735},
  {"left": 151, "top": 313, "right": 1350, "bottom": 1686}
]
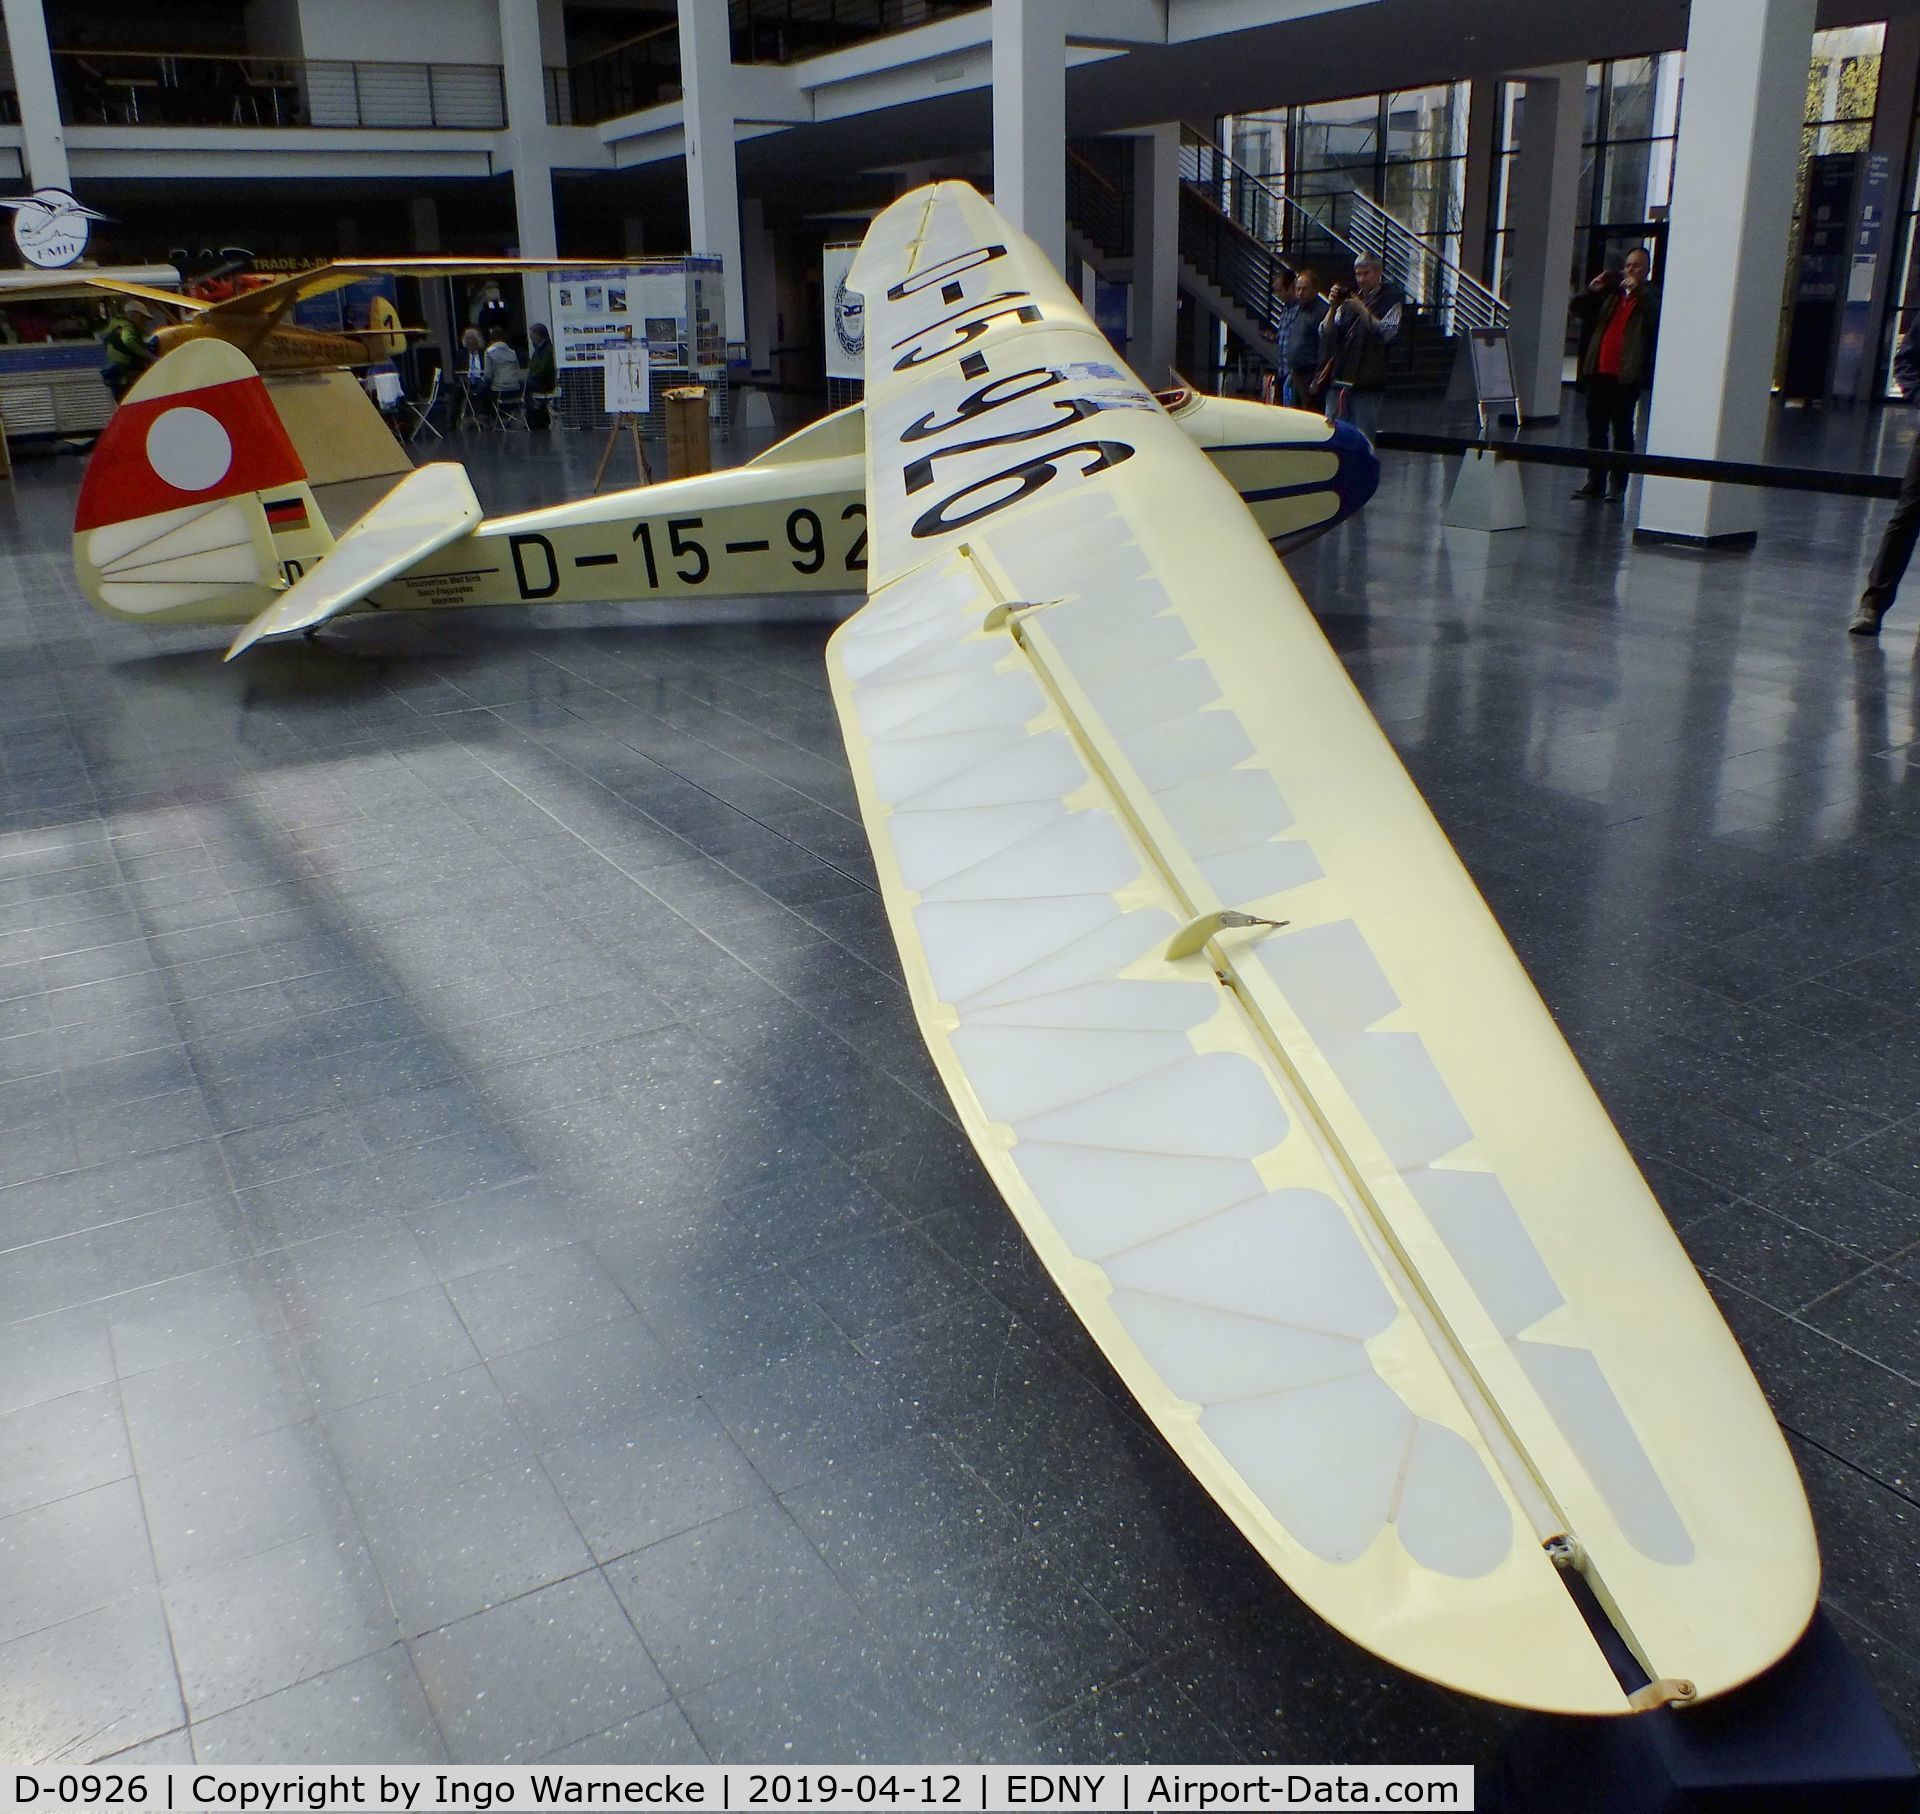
[
  {"left": 1282, "top": 267, "right": 1328, "bottom": 408},
  {"left": 1319, "top": 256, "right": 1401, "bottom": 438},
  {"left": 1851, "top": 319, "right": 1920, "bottom": 635},
  {"left": 1572, "top": 247, "right": 1659, "bottom": 499}
]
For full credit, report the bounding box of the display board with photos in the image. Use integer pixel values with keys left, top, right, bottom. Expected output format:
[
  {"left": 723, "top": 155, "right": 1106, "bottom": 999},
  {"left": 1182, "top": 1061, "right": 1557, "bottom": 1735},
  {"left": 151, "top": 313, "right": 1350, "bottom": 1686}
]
[
  {"left": 544, "top": 257, "right": 728, "bottom": 434},
  {"left": 545, "top": 258, "right": 725, "bottom": 371}
]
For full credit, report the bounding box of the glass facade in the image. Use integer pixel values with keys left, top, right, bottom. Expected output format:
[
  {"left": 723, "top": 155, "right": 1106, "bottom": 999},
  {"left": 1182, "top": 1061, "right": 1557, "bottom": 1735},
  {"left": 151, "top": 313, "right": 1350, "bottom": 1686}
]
[
  {"left": 1226, "top": 83, "right": 1469, "bottom": 272},
  {"left": 1486, "top": 54, "right": 1682, "bottom": 301}
]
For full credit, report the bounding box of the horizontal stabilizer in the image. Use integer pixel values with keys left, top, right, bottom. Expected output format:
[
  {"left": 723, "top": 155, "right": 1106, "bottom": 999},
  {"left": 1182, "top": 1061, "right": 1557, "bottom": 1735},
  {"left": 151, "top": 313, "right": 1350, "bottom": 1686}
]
[{"left": 224, "top": 463, "right": 481, "bottom": 659}]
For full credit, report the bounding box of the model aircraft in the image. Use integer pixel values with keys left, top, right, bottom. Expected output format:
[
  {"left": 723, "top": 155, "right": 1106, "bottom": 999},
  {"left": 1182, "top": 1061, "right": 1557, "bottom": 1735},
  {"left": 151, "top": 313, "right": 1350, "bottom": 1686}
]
[
  {"left": 0, "top": 258, "right": 628, "bottom": 374},
  {"left": 68, "top": 345, "right": 1377, "bottom": 657},
  {"left": 63, "top": 182, "right": 1815, "bottom": 1717}
]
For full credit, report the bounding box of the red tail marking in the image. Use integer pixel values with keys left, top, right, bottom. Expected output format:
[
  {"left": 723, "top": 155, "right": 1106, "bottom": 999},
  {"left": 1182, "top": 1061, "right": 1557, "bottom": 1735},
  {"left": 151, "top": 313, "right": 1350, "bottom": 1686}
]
[{"left": 75, "top": 376, "right": 304, "bottom": 534}]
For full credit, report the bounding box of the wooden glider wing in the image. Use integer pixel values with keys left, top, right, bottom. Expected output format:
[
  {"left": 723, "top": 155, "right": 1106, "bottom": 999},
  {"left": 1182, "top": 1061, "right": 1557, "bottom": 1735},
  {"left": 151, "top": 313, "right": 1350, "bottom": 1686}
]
[
  {"left": 203, "top": 258, "right": 635, "bottom": 341},
  {"left": 0, "top": 271, "right": 201, "bottom": 311},
  {"left": 825, "top": 182, "right": 1816, "bottom": 1715},
  {"left": 224, "top": 463, "right": 481, "bottom": 659}
]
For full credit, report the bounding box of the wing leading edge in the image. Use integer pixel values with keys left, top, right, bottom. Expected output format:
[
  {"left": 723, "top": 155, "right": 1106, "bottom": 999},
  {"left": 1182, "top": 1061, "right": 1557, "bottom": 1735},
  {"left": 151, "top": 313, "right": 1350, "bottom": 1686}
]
[{"left": 826, "top": 182, "right": 1816, "bottom": 1715}]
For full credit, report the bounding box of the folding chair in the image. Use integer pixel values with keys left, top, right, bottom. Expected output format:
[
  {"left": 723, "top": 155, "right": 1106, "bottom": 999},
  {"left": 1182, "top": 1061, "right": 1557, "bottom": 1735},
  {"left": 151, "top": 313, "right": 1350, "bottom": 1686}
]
[
  {"left": 404, "top": 368, "right": 445, "bottom": 443},
  {"left": 491, "top": 377, "right": 528, "bottom": 430}
]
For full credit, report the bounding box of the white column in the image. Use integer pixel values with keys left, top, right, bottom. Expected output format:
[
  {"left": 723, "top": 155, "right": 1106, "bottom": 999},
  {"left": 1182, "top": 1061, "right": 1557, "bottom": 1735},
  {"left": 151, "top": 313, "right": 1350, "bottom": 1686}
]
[
  {"left": 992, "top": 0, "right": 1066, "bottom": 271},
  {"left": 498, "top": 0, "right": 557, "bottom": 257},
  {"left": 1502, "top": 64, "right": 1583, "bottom": 423},
  {"left": 2, "top": 0, "right": 69, "bottom": 192},
  {"left": 1129, "top": 125, "right": 1178, "bottom": 388},
  {"left": 678, "top": 0, "right": 745, "bottom": 349},
  {"left": 1638, "top": 0, "right": 1817, "bottom": 546}
]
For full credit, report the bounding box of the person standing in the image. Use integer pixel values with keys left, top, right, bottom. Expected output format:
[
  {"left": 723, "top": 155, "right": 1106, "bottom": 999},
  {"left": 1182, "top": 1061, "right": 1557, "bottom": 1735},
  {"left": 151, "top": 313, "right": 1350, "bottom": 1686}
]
[
  {"left": 1572, "top": 246, "right": 1659, "bottom": 499},
  {"left": 1318, "top": 255, "right": 1402, "bottom": 438},
  {"left": 1851, "top": 319, "right": 1920, "bottom": 635},
  {"left": 1282, "top": 267, "right": 1328, "bottom": 409},
  {"left": 526, "top": 322, "right": 557, "bottom": 430},
  {"left": 99, "top": 299, "right": 157, "bottom": 401}
]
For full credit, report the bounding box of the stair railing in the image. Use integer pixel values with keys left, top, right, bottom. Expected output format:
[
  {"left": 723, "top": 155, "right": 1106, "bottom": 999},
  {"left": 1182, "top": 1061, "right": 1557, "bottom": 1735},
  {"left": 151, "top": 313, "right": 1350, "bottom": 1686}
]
[{"left": 1177, "top": 125, "right": 1507, "bottom": 339}]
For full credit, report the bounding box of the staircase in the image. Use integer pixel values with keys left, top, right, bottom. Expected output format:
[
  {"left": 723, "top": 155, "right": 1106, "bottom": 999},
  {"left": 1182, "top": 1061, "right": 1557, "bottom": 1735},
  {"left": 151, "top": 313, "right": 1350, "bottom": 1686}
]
[{"left": 1066, "top": 127, "right": 1508, "bottom": 397}]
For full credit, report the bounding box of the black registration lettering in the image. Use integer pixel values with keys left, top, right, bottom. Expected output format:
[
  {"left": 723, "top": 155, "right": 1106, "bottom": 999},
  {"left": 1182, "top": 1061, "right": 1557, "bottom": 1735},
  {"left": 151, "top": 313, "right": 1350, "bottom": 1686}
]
[
  {"left": 884, "top": 243, "right": 1007, "bottom": 300},
  {"left": 509, "top": 533, "right": 559, "bottom": 598},
  {"left": 668, "top": 517, "right": 709, "bottom": 584},
  {"left": 786, "top": 508, "right": 825, "bottom": 574},
  {"left": 910, "top": 440, "right": 1135, "bottom": 538}
]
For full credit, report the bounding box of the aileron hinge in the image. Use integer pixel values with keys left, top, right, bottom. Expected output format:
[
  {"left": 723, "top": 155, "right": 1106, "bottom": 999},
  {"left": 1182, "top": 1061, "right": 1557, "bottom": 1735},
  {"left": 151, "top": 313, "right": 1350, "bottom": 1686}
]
[
  {"left": 983, "top": 597, "right": 1059, "bottom": 631},
  {"left": 1627, "top": 1678, "right": 1698, "bottom": 1712},
  {"left": 1166, "top": 909, "right": 1289, "bottom": 962}
]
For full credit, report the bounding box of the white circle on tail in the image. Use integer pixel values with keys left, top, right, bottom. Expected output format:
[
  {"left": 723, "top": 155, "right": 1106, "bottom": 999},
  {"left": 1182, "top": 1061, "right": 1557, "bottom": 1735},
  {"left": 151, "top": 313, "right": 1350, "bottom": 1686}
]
[{"left": 145, "top": 407, "right": 233, "bottom": 493}]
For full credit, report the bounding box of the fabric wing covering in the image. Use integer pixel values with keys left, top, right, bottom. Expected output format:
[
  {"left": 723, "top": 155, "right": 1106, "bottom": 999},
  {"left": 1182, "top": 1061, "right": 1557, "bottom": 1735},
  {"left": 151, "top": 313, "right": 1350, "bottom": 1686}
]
[{"left": 826, "top": 183, "right": 1817, "bottom": 1716}]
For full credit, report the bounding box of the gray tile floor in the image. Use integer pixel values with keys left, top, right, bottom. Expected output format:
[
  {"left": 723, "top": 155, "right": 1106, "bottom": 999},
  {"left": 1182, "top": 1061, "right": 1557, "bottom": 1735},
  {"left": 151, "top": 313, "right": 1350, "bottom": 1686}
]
[{"left": 0, "top": 416, "right": 1916, "bottom": 1768}]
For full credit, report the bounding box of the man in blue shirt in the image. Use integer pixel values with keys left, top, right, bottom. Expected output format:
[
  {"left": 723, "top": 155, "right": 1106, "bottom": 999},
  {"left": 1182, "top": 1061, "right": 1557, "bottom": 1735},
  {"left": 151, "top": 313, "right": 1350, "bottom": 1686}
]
[{"left": 1282, "top": 268, "right": 1328, "bottom": 409}]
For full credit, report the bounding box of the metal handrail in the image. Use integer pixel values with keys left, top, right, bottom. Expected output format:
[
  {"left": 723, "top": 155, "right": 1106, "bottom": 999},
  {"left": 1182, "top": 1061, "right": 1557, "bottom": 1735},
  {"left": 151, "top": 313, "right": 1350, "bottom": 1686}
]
[
  {"left": 1177, "top": 124, "right": 1506, "bottom": 336},
  {"left": 48, "top": 49, "right": 506, "bottom": 129},
  {"left": 1344, "top": 190, "right": 1506, "bottom": 335}
]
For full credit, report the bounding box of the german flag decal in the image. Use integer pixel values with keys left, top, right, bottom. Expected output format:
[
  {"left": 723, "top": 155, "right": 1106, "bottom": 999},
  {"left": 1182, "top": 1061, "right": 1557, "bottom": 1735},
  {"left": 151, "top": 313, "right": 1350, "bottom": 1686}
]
[{"left": 263, "top": 495, "right": 309, "bottom": 534}]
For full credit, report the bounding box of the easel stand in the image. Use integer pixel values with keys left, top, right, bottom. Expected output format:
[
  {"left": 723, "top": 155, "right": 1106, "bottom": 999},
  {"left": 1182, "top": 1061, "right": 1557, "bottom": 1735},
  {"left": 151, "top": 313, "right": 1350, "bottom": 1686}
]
[{"left": 592, "top": 413, "right": 651, "bottom": 493}]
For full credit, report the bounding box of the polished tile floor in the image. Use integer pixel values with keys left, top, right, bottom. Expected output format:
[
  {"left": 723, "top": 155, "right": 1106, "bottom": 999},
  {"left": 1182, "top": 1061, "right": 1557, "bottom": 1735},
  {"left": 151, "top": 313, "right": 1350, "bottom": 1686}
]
[{"left": 0, "top": 417, "right": 1915, "bottom": 1768}]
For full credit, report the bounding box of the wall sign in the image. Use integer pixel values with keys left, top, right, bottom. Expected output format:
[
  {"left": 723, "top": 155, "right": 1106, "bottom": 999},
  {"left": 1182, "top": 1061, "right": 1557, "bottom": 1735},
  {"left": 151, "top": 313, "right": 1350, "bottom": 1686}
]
[
  {"left": 2, "top": 187, "right": 108, "bottom": 269},
  {"left": 823, "top": 242, "right": 864, "bottom": 382}
]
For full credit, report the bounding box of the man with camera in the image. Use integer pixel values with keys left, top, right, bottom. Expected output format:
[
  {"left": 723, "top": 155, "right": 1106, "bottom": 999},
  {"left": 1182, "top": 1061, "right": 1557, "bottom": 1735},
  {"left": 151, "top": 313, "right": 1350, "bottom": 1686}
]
[
  {"left": 1572, "top": 246, "right": 1660, "bottom": 500},
  {"left": 1316, "top": 255, "right": 1402, "bottom": 438}
]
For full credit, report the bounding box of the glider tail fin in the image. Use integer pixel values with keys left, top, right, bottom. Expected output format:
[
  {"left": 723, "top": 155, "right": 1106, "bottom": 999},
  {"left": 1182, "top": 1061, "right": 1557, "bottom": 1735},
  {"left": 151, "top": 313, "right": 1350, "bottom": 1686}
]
[{"left": 72, "top": 338, "right": 333, "bottom": 624}]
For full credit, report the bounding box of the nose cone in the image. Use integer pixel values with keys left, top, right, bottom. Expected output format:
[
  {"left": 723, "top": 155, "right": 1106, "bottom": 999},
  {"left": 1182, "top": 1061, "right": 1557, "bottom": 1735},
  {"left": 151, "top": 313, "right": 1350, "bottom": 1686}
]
[{"left": 1325, "top": 417, "right": 1380, "bottom": 525}]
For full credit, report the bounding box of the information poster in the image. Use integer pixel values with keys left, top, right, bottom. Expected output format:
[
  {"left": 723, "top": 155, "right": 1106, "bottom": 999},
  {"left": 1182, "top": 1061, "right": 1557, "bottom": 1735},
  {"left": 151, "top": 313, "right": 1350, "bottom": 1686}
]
[
  {"left": 546, "top": 267, "right": 685, "bottom": 369},
  {"left": 823, "top": 242, "right": 864, "bottom": 381},
  {"left": 1468, "top": 328, "right": 1517, "bottom": 407},
  {"left": 601, "top": 342, "right": 652, "bottom": 416},
  {"left": 1835, "top": 150, "right": 1892, "bottom": 401}
]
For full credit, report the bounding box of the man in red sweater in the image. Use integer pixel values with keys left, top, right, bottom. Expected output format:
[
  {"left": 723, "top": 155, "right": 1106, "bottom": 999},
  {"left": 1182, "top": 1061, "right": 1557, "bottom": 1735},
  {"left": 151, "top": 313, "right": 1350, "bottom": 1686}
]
[{"left": 1572, "top": 247, "right": 1659, "bottom": 500}]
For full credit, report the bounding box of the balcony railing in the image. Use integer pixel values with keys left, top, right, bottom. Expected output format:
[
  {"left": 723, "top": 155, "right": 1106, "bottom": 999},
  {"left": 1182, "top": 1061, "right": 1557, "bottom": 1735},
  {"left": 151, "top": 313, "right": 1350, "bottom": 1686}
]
[{"left": 51, "top": 50, "right": 506, "bottom": 130}]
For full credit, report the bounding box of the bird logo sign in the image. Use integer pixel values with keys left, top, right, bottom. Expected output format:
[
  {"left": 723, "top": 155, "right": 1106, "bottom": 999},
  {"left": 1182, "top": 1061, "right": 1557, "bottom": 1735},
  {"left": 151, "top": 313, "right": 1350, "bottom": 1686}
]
[
  {"left": 832, "top": 268, "right": 865, "bottom": 362},
  {"left": 2, "top": 187, "right": 109, "bottom": 270}
]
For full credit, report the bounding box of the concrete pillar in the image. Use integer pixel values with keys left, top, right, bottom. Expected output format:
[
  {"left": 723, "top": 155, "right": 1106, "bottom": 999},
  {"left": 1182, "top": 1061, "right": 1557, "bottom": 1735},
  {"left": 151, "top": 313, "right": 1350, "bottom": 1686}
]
[
  {"left": 411, "top": 197, "right": 458, "bottom": 375},
  {"left": 992, "top": 0, "right": 1066, "bottom": 272},
  {"left": 1638, "top": 0, "right": 1818, "bottom": 547},
  {"left": 741, "top": 196, "right": 776, "bottom": 378},
  {"left": 498, "top": 0, "right": 558, "bottom": 256},
  {"left": 1129, "top": 124, "right": 1179, "bottom": 388},
  {"left": 2, "top": 0, "right": 69, "bottom": 192},
  {"left": 1502, "top": 63, "right": 1584, "bottom": 424},
  {"left": 1458, "top": 78, "right": 1501, "bottom": 287},
  {"left": 678, "top": 0, "right": 745, "bottom": 349},
  {"left": 1863, "top": 15, "right": 1920, "bottom": 397}
]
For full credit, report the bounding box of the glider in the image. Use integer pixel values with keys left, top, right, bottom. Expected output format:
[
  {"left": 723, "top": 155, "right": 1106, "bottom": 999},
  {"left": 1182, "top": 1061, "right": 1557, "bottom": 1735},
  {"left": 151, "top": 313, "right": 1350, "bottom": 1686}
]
[
  {"left": 63, "top": 183, "right": 1813, "bottom": 1715},
  {"left": 826, "top": 184, "right": 1814, "bottom": 1716},
  {"left": 3, "top": 258, "right": 632, "bottom": 373},
  {"left": 67, "top": 342, "right": 1376, "bottom": 658}
]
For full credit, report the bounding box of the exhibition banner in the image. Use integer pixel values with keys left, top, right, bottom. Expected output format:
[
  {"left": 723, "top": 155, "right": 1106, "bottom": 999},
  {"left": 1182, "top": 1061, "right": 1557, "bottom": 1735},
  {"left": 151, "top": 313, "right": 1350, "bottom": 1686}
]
[{"left": 823, "top": 241, "right": 864, "bottom": 381}]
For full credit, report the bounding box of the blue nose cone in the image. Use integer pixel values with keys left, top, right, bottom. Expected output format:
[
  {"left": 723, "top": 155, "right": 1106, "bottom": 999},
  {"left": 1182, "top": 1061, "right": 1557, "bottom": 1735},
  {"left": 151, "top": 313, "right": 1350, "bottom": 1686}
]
[{"left": 1325, "top": 417, "right": 1381, "bottom": 526}]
